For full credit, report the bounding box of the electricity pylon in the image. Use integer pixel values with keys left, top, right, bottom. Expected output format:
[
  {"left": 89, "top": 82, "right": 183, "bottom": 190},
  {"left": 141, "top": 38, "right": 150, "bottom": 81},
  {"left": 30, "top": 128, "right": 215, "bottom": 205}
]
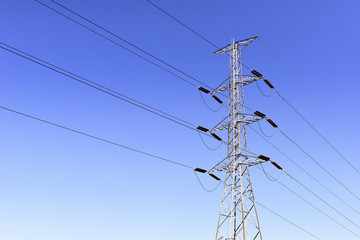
[{"left": 210, "top": 37, "right": 265, "bottom": 240}]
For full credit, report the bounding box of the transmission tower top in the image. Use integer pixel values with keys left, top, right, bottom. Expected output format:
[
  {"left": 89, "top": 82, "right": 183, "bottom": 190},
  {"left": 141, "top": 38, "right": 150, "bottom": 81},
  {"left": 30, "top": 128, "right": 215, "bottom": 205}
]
[{"left": 214, "top": 36, "right": 257, "bottom": 54}]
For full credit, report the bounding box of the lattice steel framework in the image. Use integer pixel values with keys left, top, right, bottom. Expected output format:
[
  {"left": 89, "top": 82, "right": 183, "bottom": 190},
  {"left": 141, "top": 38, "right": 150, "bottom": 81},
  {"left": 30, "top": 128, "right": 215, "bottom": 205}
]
[{"left": 211, "top": 37, "right": 263, "bottom": 240}]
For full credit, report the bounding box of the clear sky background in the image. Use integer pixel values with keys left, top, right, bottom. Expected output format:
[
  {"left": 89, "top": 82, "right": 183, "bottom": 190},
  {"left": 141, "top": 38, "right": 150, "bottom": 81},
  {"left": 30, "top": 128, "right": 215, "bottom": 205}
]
[{"left": 1, "top": 0, "right": 360, "bottom": 240}]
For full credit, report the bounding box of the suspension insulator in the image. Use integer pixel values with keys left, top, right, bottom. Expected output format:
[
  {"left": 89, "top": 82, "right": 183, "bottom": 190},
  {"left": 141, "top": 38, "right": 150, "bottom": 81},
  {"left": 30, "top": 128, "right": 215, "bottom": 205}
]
[
  {"left": 271, "top": 161, "right": 283, "bottom": 170},
  {"left": 267, "top": 119, "right": 278, "bottom": 128},
  {"left": 211, "top": 133, "right": 222, "bottom": 141},
  {"left": 251, "top": 70, "right": 263, "bottom": 77},
  {"left": 197, "top": 126, "right": 209, "bottom": 132},
  {"left": 263, "top": 79, "right": 274, "bottom": 89},
  {"left": 258, "top": 155, "right": 270, "bottom": 161},
  {"left": 209, "top": 173, "right": 220, "bottom": 181},
  {"left": 198, "top": 86, "right": 210, "bottom": 94},
  {"left": 194, "top": 168, "right": 207, "bottom": 173},
  {"left": 254, "top": 111, "right": 266, "bottom": 118},
  {"left": 211, "top": 94, "right": 223, "bottom": 104}
]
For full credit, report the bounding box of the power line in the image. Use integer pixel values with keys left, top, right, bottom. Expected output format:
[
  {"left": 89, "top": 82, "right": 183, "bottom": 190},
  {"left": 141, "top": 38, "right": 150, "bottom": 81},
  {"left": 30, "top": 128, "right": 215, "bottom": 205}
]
[
  {"left": 35, "top": 0, "right": 260, "bottom": 112},
  {"left": 34, "top": 0, "right": 197, "bottom": 88},
  {"left": 0, "top": 43, "right": 198, "bottom": 131},
  {"left": 255, "top": 165, "right": 360, "bottom": 239},
  {"left": 259, "top": 163, "right": 283, "bottom": 182},
  {"left": 274, "top": 89, "right": 360, "bottom": 176},
  {"left": 198, "top": 90, "right": 223, "bottom": 112},
  {"left": 0, "top": 43, "right": 225, "bottom": 141},
  {"left": 249, "top": 125, "right": 360, "bottom": 217},
  {"left": 144, "top": 0, "right": 220, "bottom": 49},
  {"left": 0, "top": 41, "right": 193, "bottom": 128},
  {"left": 256, "top": 120, "right": 278, "bottom": 138},
  {"left": 277, "top": 126, "right": 360, "bottom": 202},
  {"left": 48, "top": 0, "right": 227, "bottom": 92},
  {"left": 0, "top": 105, "right": 193, "bottom": 169},
  {"left": 144, "top": 0, "right": 253, "bottom": 72},
  {"left": 43, "top": 0, "right": 261, "bottom": 112},
  {"left": 197, "top": 130, "right": 223, "bottom": 151},
  {"left": 257, "top": 37, "right": 360, "bottom": 151},
  {"left": 36, "top": 0, "right": 262, "bottom": 114},
  {"left": 194, "top": 170, "right": 221, "bottom": 192},
  {"left": 1, "top": 42, "right": 236, "bottom": 155},
  {"left": 0, "top": 44, "right": 264, "bottom": 155},
  {"left": 279, "top": 168, "right": 360, "bottom": 231},
  {"left": 255, "top": 201, "right": 323, "bottom": 240},
  {"left": 255, "top": 79, "right": 275, "bottom": 97},
  {"left": 35, "top": 0, "right": 216, "bottom": 91}
]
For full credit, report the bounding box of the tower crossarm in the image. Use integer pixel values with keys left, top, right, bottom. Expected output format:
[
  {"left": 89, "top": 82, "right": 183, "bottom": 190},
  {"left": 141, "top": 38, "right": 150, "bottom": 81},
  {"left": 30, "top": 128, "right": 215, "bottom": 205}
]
[
  {"left": 212, "top": 75, "right": 262, "bottom": 94},
  {"left": 210, "top": 154, "right": 269, "bottom": 173},
  {"left": 211, "top": 113, "right": 265, "bottom": 132},
  {"left": 214, "top": 36, "right": 258, "bottom": 54}
]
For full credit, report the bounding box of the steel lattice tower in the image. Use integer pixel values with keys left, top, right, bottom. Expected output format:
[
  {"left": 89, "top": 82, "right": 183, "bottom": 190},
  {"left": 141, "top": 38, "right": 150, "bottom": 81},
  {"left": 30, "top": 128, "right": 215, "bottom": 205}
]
[{"left": 211, "top": 37, "right": 265, "bottom": 240}]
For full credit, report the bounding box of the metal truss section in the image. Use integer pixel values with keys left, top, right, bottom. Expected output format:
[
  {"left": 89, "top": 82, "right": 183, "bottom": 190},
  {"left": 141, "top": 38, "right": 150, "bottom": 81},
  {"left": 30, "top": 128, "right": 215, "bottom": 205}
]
[
  {"left": 214, "top": 38, "right": 263, "bottom": 240},
  {"left": 212, "top": 76, "right": 262, "bottom": 94},
  {"left": 212, "top": 113, "right": 264, "bottom": 132},
  {"left": 210, "top": 155, "right": 268, "bottom": 172},
  {"left": 216, "top": 166, "right": 262, "bottom": 240}
]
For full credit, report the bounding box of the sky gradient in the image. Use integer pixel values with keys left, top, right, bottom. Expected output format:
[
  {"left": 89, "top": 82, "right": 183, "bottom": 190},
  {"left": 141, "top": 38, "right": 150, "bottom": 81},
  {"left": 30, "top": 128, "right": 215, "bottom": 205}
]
[{"left": 1, "top": 0, "right": 360, "bottom": 239}]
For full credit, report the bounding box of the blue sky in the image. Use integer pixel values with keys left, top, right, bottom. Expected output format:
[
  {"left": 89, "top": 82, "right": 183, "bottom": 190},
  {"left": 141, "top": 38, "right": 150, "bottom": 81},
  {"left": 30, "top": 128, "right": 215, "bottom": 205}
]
[{"left": 1, "top": 0, "right": 360, "bottom": 239}]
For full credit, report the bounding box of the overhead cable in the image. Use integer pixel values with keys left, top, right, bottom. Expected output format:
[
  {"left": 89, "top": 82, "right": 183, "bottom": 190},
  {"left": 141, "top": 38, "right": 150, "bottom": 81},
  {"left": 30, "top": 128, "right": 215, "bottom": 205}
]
[
  {"left": 261, "top": 164, "right": 360, "bottom": 231},
  {"left": 0, "top": 44, "right": 199, "bottom": 131},
  {"left": 144, "top": 0, "right": 219, "bottom": 49},
  {"left": 255, "top": 201, "right": 323, "bottom": 240},
  {"left": 277, "top": 126, "right": 360, "bottom": 202},
  {"left": 197, "top": 130, "right": 222, "bottom": 151},
  {"left": 35, "top": 0, "right": 197, "bottom": 88},
  {"left": 255, "top": 80, "right": 275, "bottom": 97},
  {"left": 0, "top": 105, "right": 193, "bottom": 169},
  {"left": 249, "top": 125, "right": 360, "bottom": 217},
  {"left": 36, "top": 0, "right": 261, "bottom": 112},
  {"left": 194, "top": 170, "right": 222, "bottom": 192},
  {"left": 256, "top": 120, "right": 278, "bottom": 138},
  {"left": 259, "top": 163, "right": 282, "bottom": 182},
  {"left": 275, "top": 88, "right": 360, "bottom": 176},
  {"left": 251, "top": 68, "right": 360, "bottom": 177},
  {"left": 0, "top": 41, "right": 193, "bottom": 127},
  {"left": 249, "top": 85, "right": 360, "bottom": 200},
  {"left": 198, "top": 90, "right": 223, "bottom": 112},
  {"left": 282, "top": 168, "right": 360, "bottom": 231},
  {"left": 255, "top": 165, "right": 360, "bottom": 239},
  {"left": 2, "top": 105, "right": 226, "bottom": 186},
  {"left": 36, "top": 0, "right": 217, "bottom": 92},
  {"left": 0, "top": 43, "right": 227, "bottom": 144},
  {"left": 256, "top": 36, "right": 360, "bottom": 152},
  {"left": 145, "top": 0, "right": 252, "bottom": 70}
]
